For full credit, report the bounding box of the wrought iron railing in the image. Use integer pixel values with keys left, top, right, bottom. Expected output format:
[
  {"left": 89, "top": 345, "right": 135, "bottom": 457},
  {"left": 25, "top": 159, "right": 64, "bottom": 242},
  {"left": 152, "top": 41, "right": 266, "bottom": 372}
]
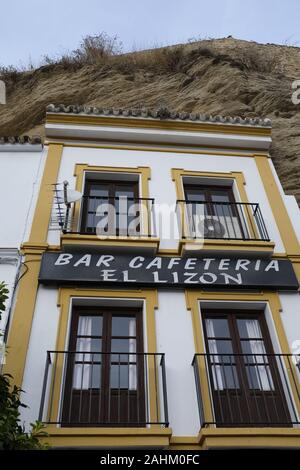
[
  {"left": 192, "top": 353, "right": 300, "bottom": 427},
  {"left": 176, "top": 201, "right": 270, "bottom": 241},
  {"left": 39, "top": 351, "right": 168, "bottom": 427},
  {"left": 64, "top": 196, "right": 156, "bottom": 237}
]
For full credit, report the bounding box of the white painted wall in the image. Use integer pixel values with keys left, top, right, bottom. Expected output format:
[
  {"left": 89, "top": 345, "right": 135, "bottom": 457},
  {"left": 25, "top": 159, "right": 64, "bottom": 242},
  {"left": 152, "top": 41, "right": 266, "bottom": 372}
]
[
  {"left": 0, "top": 261, "right": 18, "bottom": 334},
  {"left": 20, "top": 285, "right": 300, "bottom": 432},
  {"left": 155, "top": 290, "right": 199, "bottom": 436},
  {"left": 21, "top": 286, "right": 200, "bottom": 435},
  {"left": 47, "top": 146, "right": 285, "bottom": 251},
  {"left": 18, "top": 142, "right": 300, "bottom": 434},
  {"left": 269, "top": 158, "right": 300, "bottom": 245},
  {"left": 20, "top": 286, "right": 60, "bottom": 427},
  {"left": 284, "top": 195, "right": 300, "bottom": 245},
  {"left": 280, "top": 292, "right": 300, "bottom": 354},
  {"left": 0, "top": 148, "right": 45, "bottom": 247},
  {"left": 0, "top": 146, "right": 44, "bottom": 346}
]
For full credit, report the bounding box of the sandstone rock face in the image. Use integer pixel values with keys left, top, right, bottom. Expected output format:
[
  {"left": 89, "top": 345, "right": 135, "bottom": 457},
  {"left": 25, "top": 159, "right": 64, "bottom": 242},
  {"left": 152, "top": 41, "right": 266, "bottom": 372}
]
[{"left": 1, "top": 37, "right": 300, "bottom": 202}]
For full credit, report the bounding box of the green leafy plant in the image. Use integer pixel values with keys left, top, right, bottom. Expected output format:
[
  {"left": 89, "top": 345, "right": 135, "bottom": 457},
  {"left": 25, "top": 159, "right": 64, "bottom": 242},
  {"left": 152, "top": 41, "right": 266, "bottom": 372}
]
[
  {"left": 0, "top": 282, "right": 9, "bottom": 318},
  {"left": 0, "top": 282, "right": 49, "bottom": 450},
  {"left": 0, "top": 374, "right": 48, "bottom": 450}
]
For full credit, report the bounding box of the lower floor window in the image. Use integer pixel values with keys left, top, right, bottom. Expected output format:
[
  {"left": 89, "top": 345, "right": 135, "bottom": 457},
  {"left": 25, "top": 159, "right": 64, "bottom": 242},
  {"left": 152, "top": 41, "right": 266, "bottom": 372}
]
[
  {"left": 202, "top": 309, "right": 292, "bottom": 427},
  {"left": 61, "top": 306, "right": 146, "bottom": 426}
]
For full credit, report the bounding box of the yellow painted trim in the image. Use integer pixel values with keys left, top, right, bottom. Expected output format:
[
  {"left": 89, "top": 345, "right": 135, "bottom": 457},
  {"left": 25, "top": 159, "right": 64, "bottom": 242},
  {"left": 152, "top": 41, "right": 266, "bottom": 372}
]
[
  {"left": 185, "top": 290, "right": 300, "bottom": 426},
  {"left": 172, "top": 168, "right": 263, "bottom": 243},
  {"left": 169, "top": 444, "right": 202, "bottom": 450},
  {"left": 3, "top": 253, "right": 42, "bottom": 387},
  {"left": 29, "top": 144, "right": 63, "bottom": 244},
  {"left": 46, "top": 137, "right": 270, "bottom": 155},
  {"left": 4, "top": 145, "right": 64, "bottom": 387},
  {"left": 74, "top": 164, "right": 151, "bottom": 195},
  {"left": 198, "top": 427, "right": 300, "bottom": 449},
  {"left": 72, "top": 164, "right": 152, "bottom": 238},
  {"left": 291, "top": 262, "right": 300, "bottom": 284},
  {"left": 39, "top": 426, "right": 300, "bottom": 449},
  {"left": 179, "top": 239, "right": 275, "bottom": 256},
  {"left": 45, "top": 140, "right": 269, "bottom": 159},
  {"left": 255, "top": 156, "right": 300, "bottom": 256},
  {"left": 46, "top": 113, "right": 272, "bottom": 137},
  {"left": 61, "top": 234, "right": 159, "bottom": 251},
  {"left": 20, "top": 242, "right": 49, "bottom": 255},
  {"left": 40, "top": 426, "right": 172, "bottom": 448},
  {"left": 184, "top": 290, "right": 214, "bottom": 424},
  {"left": 169, "top": 436, "right": 201, "bottom": 451},
  {"left": 170, "top": 436, "right": 199, "bottom": 445},
  {"left": 29, "top": 242, "right": 283, "bottom": 258},
  {"left": 46, "top": 288, "right": 160, "bottom": 427},
  {"left": 172, "top": 169, "right": 246, "bottom": 184}
]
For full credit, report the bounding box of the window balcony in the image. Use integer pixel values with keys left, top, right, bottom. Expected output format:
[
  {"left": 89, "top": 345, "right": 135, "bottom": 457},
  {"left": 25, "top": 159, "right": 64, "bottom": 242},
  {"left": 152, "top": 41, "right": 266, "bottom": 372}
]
[
  {"left": 192, "top": 353, "right": 300, "bottom": 428},
  {"left": 39, "top": 351, "right": 169, "bottom": 428},
  {"left": 61, "top": 196, "right": 159, "bottom": 253},
  {"left": 176, "top": 201, "right": 275, "bottom": 256}
]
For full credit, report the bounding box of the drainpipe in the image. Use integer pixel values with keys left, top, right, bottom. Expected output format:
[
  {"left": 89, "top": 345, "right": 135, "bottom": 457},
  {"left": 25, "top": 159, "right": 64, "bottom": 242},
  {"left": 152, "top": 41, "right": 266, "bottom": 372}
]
[{"left": 1, "top": 250, "right": 22, "bottom": 343}]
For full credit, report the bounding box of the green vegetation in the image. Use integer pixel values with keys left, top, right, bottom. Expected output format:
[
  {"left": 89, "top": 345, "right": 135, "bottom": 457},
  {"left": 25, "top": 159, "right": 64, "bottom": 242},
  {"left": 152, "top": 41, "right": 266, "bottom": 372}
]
[{"left": 0, "top": 281, "right": 48, "bottom": 450}]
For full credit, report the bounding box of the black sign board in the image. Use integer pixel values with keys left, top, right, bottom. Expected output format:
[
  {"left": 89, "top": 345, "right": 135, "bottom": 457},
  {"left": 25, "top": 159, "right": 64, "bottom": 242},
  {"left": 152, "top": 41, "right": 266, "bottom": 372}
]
[{"left": 38, "top": 252, "right": 299, "bottom": 290}]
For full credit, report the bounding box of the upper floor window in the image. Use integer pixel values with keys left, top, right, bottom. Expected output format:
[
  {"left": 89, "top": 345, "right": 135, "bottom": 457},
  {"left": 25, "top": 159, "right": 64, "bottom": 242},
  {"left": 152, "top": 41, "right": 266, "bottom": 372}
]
[
  {"left": 183, "top": 183, "right": 248, "bottom": 239},
  {"left": 80, "top": 179, "right": 140, "bottom": 236}
]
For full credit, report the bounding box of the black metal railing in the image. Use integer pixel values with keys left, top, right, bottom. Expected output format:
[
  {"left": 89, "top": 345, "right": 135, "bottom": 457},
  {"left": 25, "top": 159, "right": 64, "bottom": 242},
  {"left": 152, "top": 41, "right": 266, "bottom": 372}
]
[
  {"left": 192, "top": 353, "right": 300, "bottom": 427},
  {"left": 39, "top": 351, "right": 168, "bottom": 427},
  {"left": 176, "top": 201, "right": 270, "bottom": 241},
  {"left": 64, "top": 196, "right": 156, "bottom": 237}
]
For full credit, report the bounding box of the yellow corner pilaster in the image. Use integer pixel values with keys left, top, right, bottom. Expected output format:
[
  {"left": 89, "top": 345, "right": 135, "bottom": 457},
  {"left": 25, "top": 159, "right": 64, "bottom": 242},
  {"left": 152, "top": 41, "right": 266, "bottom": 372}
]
[
  {"left": 3, "top": 253, "right": 42, "bottom": 387},
  {"left": 29, "top": 143, "right": 63, "bottom": 244},
  {"left": 255, "top": 155, "right": 300, "bottom": 256}
]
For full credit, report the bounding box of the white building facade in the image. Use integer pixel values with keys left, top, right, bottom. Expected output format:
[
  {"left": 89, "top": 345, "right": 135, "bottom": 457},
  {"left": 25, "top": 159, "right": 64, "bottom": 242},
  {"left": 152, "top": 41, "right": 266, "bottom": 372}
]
[
  {"left": 0, "top": 137, "right": 44, "bottom": 339},
  {"left": 3, "top": 106, "right": 300, "bottom": 449}
]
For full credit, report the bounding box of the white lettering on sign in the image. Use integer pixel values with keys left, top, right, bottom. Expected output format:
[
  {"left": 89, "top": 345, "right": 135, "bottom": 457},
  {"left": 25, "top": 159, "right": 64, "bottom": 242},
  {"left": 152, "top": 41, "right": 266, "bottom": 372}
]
[
  {"left": 265, "top": 260, "right": 279, "bottom": 272},
  {"left": 146, "top": 257, "right": 162, "bottom": 269},
  {"left": 203, "top": 258, "right": 215, "bottom": 270},
  {"left": 129, "top": 256, "right": 145, "bottom": 268},
  {"left": 185, "top": 258, "right": 197, "bottom": 270},
  {"left": 184, "top": 272, "right": 198, "bottom": 283},
  {"left": 221, "top": 273, "right": 242, "bottom": 284},
  {"left": 101, "top": 270, "right": 117, "bottom": 281},
  {"left": 153, "top": 271, "right": 167, "bottom": 283},
  {"left": 199, "top": 273, "right": 218, "bottom": 284},
  {"left": 96, "top": 255, "right": 115, "bottom": 267},
  {"left": 219, "top": 259, "right": 230, "bottom": 270},
  {"left": 74, "top": 254, "right": 91, "bottom": 267},
  {"left": 167, "top": 258, "right": 181, "bottom": 269},
  {"left": 52, "top": 254, "right": 282, "bottom": 276},
  {"left": 235, "top": 259, "right": 251, "bottom": 271},
  {"left": 122, "top": 270, "right": 136, "bottom": 282},
  {"left": 55, "top": 253, "right": 73, "bottom": 265},
  {"left": 44, "top": 252, "right": 298, "bottom": 290}
]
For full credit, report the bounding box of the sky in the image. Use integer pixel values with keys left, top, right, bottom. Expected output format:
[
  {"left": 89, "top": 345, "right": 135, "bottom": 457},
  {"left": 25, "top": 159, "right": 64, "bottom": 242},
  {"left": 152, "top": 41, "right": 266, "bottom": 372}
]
[{"left": 1, "top": 0, "right": 300, "bottom": 67}]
